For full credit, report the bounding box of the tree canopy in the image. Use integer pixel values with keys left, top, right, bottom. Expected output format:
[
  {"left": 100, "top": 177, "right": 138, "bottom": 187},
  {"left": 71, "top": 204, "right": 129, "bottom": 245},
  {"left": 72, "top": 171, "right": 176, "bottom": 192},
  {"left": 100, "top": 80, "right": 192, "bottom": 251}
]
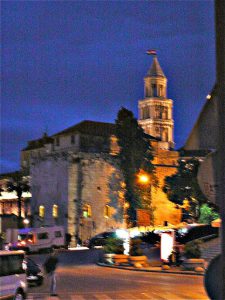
[
  {"left": 115, "top": 107, "right": 155, "bottom": 226},
  {"left": 6, "top": 171, "right": 30, "bottom": 228},
  {"left": 163, "top": 158, "right": 208, "bottom": 220}
]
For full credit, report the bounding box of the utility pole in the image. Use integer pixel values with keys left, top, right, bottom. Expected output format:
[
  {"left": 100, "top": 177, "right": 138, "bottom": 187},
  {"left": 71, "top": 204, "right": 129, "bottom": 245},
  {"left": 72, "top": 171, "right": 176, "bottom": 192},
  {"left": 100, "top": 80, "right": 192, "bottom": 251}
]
[{"left": 215, "top": 1, "right": 225, "bottom": 299}]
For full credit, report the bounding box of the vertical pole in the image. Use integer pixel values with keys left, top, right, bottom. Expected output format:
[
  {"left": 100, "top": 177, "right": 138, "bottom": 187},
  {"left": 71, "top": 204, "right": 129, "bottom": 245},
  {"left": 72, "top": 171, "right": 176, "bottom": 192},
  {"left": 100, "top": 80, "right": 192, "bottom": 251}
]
[{"left": 215, "top": 1, "right": 225, "bottom": 299}]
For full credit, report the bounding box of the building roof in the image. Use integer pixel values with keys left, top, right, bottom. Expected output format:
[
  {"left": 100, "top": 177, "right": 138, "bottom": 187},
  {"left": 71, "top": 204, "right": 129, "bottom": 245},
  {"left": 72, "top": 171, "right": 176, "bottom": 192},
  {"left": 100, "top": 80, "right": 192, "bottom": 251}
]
[
  {"left": 52, "top": 120, "right": 116, "bottom": 137},
  {"left": 147, "top": 56, "right": 166, "bottom": 78},
  {"left": 22, "top": 133, "right": 54, "bottom": 151},
  {"left": 21, "top": 120, "right": 159, "bottom": 152}
]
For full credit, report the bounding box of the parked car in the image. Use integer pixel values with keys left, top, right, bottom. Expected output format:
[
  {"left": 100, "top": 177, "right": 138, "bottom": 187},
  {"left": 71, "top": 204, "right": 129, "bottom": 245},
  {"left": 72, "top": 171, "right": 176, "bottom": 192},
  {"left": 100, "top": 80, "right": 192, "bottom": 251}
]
[
  {"left": 0, "top": 250, "right": 27, "bottom": 300},
  {"left": 176, "top": 224, "right": 219, "bottom": 244},
  {"left": 88, "top": 231, "right": 117, "bottom": 248},
  {"left": 24, "top": 257, "right": 44, "bottom": 287}
]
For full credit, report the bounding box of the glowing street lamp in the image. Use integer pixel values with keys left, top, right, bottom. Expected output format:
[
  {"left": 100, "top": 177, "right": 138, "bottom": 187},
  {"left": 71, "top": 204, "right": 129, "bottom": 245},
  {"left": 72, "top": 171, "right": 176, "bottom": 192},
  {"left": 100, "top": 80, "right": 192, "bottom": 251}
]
[{"left": 138, "top": 173, "right": 150, "bottom": 185}]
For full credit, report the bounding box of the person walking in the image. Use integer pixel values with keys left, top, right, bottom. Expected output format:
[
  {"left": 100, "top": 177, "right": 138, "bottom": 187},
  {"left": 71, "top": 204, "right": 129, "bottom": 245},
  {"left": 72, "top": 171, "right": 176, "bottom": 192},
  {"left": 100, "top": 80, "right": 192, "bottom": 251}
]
[{"left": 43, "top": 250, "right": 59, "bottom": 296}]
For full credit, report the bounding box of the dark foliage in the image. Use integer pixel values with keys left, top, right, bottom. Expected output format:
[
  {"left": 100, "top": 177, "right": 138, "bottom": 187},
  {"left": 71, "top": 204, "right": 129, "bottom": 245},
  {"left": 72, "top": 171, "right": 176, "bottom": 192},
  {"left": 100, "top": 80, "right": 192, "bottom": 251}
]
[
  {"left": 163, "top": 158, "right": 208, "bottom": 219},
  {"left": 129, "top": 238, "right": 143, "bottom": 256},
  {"left": 115, "top": 107, "right": 155, "bottom": 226}
]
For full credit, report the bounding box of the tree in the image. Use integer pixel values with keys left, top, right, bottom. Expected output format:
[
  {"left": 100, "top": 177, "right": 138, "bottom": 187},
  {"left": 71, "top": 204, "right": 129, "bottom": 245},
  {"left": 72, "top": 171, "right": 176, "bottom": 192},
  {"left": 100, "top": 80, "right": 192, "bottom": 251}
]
[
  {"left": 115, "top": 107, "right": 155, "bottom": 227},
  {"left": 6, "top": 171, "right": 30, "bottom": 228},
  {"left": 163, "top": 158, "right": 208, "bottom": 220},
  {"left": 198, "top": 204, "right": 220, "bottom": 224}
]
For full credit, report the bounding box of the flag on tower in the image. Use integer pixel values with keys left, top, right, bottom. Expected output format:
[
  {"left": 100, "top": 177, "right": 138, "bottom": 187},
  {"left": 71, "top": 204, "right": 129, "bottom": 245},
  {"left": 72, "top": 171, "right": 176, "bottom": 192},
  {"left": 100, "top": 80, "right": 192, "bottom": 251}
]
[{"left": 146, "top": 49, "right": 157, "bottom": 55}]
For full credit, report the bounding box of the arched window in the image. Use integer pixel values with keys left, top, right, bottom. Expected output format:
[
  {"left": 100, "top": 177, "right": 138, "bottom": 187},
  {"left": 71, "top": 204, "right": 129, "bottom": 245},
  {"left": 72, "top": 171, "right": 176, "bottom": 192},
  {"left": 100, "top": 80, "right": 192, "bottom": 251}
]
[
  {"left": 152, "top": 84, "right": 157, "bottom": 97},
  {"left": 53, "top": 204, "right": 58, "bottom": 218},
  {"left": 39, "top": 205, "right": 45, "bottom": 218},
  {"left": 83, "top": 204, "right": 92, "bottom": 218},
  {"left": 104, "top": 205, "right": 111, "bottom": 218}
]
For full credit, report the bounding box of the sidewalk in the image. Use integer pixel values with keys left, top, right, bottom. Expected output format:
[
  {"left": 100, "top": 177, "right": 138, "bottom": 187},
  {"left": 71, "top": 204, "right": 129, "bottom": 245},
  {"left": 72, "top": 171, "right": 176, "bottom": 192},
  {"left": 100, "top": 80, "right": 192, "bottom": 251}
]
[{"left": 97, "top": 262, "right": 205, "bottom": 276}]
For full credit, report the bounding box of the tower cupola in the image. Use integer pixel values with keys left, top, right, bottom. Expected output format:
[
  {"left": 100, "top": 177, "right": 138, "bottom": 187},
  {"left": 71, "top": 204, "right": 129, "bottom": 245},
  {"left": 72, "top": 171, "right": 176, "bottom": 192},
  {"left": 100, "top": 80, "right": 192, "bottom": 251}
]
[{"left": 144, "top": 55, "right": 167, "bottom": 99}]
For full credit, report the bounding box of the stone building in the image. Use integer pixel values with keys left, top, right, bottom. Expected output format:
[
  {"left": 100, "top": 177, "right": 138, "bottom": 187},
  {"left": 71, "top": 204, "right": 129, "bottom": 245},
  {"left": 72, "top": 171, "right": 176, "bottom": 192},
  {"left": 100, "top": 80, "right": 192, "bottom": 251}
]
[{"left": 20, "top": 55, "right": 181, "bottom": 242}]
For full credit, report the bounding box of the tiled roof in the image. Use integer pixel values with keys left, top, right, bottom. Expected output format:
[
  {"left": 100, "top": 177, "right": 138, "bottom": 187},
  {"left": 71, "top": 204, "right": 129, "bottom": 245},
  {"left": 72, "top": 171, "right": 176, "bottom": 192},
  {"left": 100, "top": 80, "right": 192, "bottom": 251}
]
[
  {"left": 147, "top": 56, "right": 166, "bottom": 78},
  {"left": 52, "top": 120, "right": 116, "bottom": 137}
]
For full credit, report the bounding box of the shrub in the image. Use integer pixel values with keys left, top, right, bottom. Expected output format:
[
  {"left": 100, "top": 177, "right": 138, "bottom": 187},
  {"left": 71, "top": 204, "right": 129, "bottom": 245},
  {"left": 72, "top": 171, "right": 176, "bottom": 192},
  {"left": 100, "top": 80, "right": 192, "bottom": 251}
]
[
  {"left": 184, "top": 240, "right": 202, "bottom": 259},
  {"left": 103, "top": 237, "right": 124, "bottom": 254},
  {"left": 129, "top": 238, "right": 143, "bottom": 256}
]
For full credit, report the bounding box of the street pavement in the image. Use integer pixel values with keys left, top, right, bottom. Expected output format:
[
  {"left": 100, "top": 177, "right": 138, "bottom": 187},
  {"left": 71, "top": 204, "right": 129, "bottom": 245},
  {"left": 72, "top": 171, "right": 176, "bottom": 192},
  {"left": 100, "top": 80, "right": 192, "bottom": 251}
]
[{"left": 27, "top": 265, "right": 209, "bottom": 300}]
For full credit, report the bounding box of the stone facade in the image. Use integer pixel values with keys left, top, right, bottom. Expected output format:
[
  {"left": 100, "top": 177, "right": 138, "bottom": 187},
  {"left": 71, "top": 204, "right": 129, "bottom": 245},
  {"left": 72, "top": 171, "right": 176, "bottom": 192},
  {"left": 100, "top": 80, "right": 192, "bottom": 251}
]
[{"left": 31, "top": 151, "right": 124, "bottom": 242}]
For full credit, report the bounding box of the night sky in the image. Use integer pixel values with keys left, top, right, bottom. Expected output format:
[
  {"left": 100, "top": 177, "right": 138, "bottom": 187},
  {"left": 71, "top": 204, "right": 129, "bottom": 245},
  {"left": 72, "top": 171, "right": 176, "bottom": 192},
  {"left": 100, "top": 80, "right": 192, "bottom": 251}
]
[{"left": 1, "top": 0, "right": 215, "bottom": 174}]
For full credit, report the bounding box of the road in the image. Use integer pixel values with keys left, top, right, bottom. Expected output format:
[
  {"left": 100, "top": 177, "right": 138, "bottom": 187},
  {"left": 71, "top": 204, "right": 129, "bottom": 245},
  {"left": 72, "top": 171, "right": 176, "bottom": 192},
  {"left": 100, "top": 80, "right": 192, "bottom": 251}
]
[{"left": 27, "top": 264, "right": 209, "bottom": 300}]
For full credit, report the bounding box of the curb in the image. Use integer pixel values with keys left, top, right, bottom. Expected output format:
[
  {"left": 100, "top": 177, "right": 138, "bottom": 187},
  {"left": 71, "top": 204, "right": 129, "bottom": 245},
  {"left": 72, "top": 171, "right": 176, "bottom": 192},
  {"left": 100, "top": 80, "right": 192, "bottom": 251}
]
[{"left": 97, "top": 262, "right": 205, "bottom": 276}]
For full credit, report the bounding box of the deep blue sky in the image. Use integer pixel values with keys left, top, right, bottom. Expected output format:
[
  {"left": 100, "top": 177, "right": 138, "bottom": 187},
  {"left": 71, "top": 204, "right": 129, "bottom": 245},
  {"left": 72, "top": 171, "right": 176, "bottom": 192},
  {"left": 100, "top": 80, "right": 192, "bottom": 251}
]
[{"left": 1, "top": 1, "right": 215, "bottom": 173}]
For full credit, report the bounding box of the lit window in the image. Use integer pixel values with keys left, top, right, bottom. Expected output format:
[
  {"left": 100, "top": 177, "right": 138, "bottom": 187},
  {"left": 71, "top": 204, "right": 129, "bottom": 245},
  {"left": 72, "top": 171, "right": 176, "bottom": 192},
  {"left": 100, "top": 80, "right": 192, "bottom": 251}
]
[
  {"left": 83, "top": 204, "right": 91, "bottom": 218},
  {"left": 104, "top": 205, "right": 111, "bottom": 218},
  {"left": 39, "top": 205, "right": 45, "bottom": 218},
  {"left": 53, "top": 204, "right": 58, "bottom": 218}
]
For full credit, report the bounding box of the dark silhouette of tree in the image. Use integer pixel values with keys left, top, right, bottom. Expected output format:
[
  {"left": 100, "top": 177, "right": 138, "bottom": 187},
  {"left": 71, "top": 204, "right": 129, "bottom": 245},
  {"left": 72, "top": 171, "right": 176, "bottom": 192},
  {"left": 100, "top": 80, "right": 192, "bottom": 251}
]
[
  {"left": 6, "top": 171, "right": 30, "bottom": 228},
  {"left": 115, "top": 107, "right": 155, "bottom": 227},
  {"left": 163, "top": 158, "right": 208, "bottom": 220}
]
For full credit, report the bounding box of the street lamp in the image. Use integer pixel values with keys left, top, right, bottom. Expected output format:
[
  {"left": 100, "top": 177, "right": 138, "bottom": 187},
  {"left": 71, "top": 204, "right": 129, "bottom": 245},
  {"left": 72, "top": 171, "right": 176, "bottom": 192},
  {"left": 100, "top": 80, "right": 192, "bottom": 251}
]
[
  {"left": 23, "top": 218, "right": 30, "bottom": 227},
  {"left": 137, "top": 173, "right": 150, "bottom": 185}
]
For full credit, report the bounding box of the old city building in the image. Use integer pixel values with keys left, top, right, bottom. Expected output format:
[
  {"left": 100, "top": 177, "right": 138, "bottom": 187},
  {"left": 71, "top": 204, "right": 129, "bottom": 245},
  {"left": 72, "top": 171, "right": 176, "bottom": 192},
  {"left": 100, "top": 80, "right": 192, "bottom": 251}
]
[{"left": 1, "top": 55, "right": 181, "bottom": 241}]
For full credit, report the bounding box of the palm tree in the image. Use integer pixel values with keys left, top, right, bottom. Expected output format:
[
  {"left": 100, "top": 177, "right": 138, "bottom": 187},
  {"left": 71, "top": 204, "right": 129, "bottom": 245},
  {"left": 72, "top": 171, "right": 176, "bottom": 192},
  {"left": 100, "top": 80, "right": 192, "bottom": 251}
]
[{"left": 6, "top": 171, "right": 30, "bottom": 228}]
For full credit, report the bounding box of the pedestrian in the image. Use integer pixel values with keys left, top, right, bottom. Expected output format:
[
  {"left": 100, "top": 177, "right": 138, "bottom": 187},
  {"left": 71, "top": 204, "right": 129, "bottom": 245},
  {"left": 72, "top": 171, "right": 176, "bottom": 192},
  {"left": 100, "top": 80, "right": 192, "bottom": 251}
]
[{"left": 43, "top": 250, "right": 59, "bottom": 296}]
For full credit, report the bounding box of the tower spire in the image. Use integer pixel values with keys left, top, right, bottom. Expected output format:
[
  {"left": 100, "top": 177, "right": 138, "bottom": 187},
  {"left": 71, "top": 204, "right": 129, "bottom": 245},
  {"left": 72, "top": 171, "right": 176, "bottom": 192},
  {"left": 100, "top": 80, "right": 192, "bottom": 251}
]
[{"left": 138, "top": 52, "right": 174, "bottom": 150}]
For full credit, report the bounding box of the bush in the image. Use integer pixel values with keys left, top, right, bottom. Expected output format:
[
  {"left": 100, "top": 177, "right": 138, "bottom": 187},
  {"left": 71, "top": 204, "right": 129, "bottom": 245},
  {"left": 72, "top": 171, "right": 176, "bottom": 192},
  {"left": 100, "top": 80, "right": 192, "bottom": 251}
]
[
  {"left": 103, "top": 237, "right": 124, "bottom": 254},
  {"left": 198, "top": 204, "right": 220, "bottom": 224},
  {"left": 184, "top": 240, "right": 202, "bottom": 259},
  {"left": 129, "top": 238, "right": 143, "bottom": 256}
]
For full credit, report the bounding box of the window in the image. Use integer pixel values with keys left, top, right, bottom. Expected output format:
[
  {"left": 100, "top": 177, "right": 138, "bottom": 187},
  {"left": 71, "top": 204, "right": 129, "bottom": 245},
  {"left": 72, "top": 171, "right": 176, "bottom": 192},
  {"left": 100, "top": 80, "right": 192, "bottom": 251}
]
[
  {"left": 56, "top": 137, "right": 60, "bottom": 146},
  {"left": 104, "top": 205, "right": 111, "bottom": 218},
  {"left": 39, "top": 205, "right": 45, "bottom": 218},
  {"left": 37, "top": 232, "right": 48, "bottom": 240},
  {"left": 152, "top": 84, "right": 157, "bottom": 97},
  {"left": 71, "top": 135, "right": 75, "bottom": 144},
  {"left": 52, "top": 204, "right": 58, "bottom": 218},
  {"left": 55, "top": 231, "right": 62, "bottom": 238},
  {"left": 83, "top": 204, "right": 91, "bottom": 218}
]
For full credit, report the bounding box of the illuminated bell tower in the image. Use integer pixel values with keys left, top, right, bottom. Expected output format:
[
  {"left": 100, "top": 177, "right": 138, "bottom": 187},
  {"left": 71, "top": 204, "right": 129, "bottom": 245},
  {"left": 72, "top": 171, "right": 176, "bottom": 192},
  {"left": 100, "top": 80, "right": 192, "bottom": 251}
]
[{"left": 138, "top": 53, "right": 174, "bottom": 149}]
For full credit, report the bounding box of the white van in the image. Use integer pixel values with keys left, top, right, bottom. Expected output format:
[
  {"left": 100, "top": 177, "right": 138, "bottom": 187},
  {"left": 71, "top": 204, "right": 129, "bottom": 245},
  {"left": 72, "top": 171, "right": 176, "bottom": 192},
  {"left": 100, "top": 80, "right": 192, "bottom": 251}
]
[
  {"left": 0, "top": 250, "right": 27, "bottom": 299},
  {"left": 6, "top": 226, "right": 65, "bottom": 253}
]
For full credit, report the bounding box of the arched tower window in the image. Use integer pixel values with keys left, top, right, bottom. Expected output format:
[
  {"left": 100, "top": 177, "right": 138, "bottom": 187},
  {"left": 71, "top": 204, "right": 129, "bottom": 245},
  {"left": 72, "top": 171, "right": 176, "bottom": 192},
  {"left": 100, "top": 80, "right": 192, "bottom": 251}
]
[{"left": 152, "top": 84, "right": 157, "bottom": 97}]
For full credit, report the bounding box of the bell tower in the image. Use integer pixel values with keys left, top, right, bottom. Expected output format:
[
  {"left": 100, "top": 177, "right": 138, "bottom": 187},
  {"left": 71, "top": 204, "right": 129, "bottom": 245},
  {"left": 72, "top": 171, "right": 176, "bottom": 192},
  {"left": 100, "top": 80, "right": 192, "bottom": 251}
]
[{"left": 138, "top": 52, "right": 174, "bottom": 149}]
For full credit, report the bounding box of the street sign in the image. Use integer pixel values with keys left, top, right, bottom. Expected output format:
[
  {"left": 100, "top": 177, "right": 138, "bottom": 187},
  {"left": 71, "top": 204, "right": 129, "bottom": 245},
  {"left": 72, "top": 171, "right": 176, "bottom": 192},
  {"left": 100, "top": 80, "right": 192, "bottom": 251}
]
[{"left": 197, "top": 152, "right": 219, "bottom": 205}]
